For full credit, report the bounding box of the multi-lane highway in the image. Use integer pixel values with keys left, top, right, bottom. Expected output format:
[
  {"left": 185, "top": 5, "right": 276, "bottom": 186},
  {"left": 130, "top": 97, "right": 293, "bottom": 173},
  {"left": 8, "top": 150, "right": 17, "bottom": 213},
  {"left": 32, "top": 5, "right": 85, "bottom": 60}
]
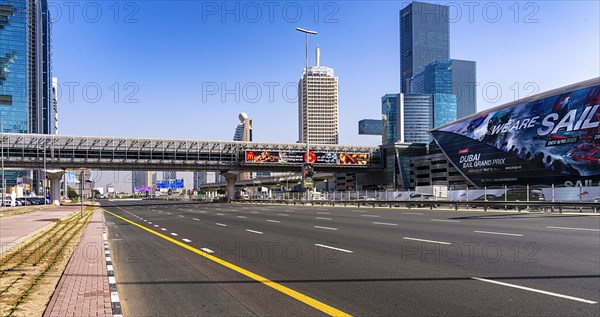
[{"left": 101, "top": 200, "right": 600, "bottom": 316}]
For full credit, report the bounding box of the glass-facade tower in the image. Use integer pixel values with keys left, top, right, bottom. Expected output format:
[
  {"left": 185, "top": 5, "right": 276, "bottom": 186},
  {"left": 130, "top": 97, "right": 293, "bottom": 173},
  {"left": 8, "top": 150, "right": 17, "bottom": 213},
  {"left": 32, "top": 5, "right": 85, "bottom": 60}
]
[
  {"left": 410, "top": 60, "right": 457, "bottom": 133},
  {"left": 450, "top": 59, "right": 477, "bottom": 119},
  {"left": 400, "top": 1, "right": 450, "bottom": 93},
  {"left": 403, "top": 94, "right": 434, "bottom": 143},
  {"left": 1, "top": 0, "right": 54, "bottom": 190},
  {"left": 381, "top": 94, "right": 400, "bottom": 145}
]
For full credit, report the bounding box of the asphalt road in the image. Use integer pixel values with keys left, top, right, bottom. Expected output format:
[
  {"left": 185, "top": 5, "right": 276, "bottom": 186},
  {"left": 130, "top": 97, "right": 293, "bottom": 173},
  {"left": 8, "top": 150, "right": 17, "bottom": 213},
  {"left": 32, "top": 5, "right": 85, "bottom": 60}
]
[{"left": 101, "top": 200, "right": 600, "bottom": 316}]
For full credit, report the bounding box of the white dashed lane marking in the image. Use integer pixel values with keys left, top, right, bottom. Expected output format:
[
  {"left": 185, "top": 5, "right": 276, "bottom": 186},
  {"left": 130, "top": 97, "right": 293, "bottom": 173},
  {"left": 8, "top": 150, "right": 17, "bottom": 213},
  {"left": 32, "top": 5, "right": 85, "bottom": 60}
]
[
  {"left": 314, "top": 226, "right": 338, "bottom": 231},
  {"left": 474, "top": 230, "right": 523, "bottom": 237},
  {"left": 314, "top": 244, "right": 353, "bottom": 253},
  {"left": 403, "top": 237, "right": 451, "bottom": 245}
]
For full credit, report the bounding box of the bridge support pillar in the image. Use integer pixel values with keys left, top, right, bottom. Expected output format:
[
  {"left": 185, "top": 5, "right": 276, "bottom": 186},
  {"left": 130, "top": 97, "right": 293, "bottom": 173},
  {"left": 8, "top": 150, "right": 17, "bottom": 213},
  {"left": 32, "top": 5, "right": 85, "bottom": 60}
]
[
  {"left": 221, "top": 171, "right": 240, "bottom": 202},
  {"left": 45, "top": 170, "right": 65, "bottom": 205}
]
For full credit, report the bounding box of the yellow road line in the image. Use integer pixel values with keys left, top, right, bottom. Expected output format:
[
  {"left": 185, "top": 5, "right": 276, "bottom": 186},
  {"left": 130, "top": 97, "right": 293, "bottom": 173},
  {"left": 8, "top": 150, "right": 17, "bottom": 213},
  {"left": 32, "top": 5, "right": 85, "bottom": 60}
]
[{"left": 103, "top": 209, "right": 351, "bottom": 317}]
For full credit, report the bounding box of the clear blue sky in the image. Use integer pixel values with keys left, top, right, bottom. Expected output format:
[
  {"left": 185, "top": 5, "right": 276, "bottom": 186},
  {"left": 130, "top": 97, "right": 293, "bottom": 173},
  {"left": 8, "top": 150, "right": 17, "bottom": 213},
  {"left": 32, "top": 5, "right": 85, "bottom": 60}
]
[{"left": 51, "top": 0, "right": 600, "bottom": 147}]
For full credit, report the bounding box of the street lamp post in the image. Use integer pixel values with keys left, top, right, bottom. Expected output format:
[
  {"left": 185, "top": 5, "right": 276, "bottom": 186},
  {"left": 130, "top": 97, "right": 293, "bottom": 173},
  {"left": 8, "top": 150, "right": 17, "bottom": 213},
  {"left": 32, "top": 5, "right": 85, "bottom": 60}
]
[{"left": 296, "top": 27, "right": 317, "bottom": 200}]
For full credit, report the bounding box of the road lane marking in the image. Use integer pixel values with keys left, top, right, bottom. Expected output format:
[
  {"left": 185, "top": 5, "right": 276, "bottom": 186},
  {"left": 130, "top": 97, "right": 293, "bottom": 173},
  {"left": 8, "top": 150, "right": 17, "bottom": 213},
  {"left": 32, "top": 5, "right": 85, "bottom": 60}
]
[
  {"left": 361, "top": 215, "right": 380, "bottom": 218},
  {"left": 246, "top": 229, "right": 263, "bottom": 235},
  {"left": 372, "top": 222, "right": 398, "bottom": 226},
  {"left": 315, "top": 244, "right": 353, "bottom": 254},
  {"left": 216, "top": 213, "right": 224, "bottom": 216},
  {"left": 403, "top": 212, "right": 424, "bottom": 215},
  {"left": 266, "top": 220, "right": 281, "bottom": 223},
  {"left": 182, "top": 239, "right": 192, "bottom": 243},
  {"left": 148, "top": 222, "right": 153, "bottom": 224},
  {"left": 431, "top": 219, "right": 461, "bottom": 223},
  {"left": 178, "top": 215, "right": 184, "bottom": 218},
  {"left": 216, "top": 223, "right": 227, "bottom": 227},
  {"left": 153, "top": 225, "right": 159, "bottom": 227},
  {"left": 471, "top": 277, "right": 598, "bottom": 304},
  {"left": 474, "top": 230, "right": 523, "bottom": 237},
  {"left": 316, "top": 212, "right": 330, "bottom": 214},
  {"left": 237, "top": 216, "right": 248, "bottom": 219},
  {"left": 403, "top": 237, "right": 451, "bottom": 245},
  {"left": 250, "top": 211, "right": 260, "bottom": 214},
  {"left": 161, "top": 228, "right": 166, "bottom": 231},
  {"left": 170, "top": 233, "right": 178, "bottom": 236},
  {"left": 200, "top": 248, "right": 214, "bottom": 254},
  {"left": 316, "top": 217, "right": 332, "bottom": 220},
  {"left": 546, "top": 226, "right": 600, "bottom": 232},
  {"left": 314, "top": 226, "right": 338, "bottom": 231},
  {"left": 277, "top": 214, "right": 289, "bottom": 216},
  {"left": 192, "top": 218, "right": 200, "bottom": 221},
  {"left": 166, "top": 212, "right": 171, "bottom": 215}
]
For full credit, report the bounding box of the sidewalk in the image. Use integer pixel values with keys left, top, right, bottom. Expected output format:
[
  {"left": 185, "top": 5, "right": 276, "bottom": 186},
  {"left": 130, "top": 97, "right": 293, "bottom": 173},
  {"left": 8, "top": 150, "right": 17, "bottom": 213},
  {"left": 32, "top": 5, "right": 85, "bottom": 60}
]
[
  {"left": 0, "top": 205, "right": 81, "bottom": 253},
  {"left": 43, "top": 208, "right": 115, "bottom": 317}
]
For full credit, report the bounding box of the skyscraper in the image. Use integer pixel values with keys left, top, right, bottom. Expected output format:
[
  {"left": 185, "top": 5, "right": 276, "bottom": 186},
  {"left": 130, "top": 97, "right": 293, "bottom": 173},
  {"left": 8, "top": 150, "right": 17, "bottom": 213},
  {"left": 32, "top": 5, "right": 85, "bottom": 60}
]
[
  {"left": 410, "top": 60, "right": 457, "bottom": 131},
  {"left": 0, "top": 0, "right": 54, "bottom": 190},
  {"left": 400, "top": 1, "right": 450, "bottom": 93},
  {"left": 402, "top": 93, "right": 434, "bottom": 143},
  {"left": 382, "top": 94, "right": 401, "bottom": 144},
  {"left": 298, "top": 47, "right": 339, "bottom": 145},
  {"left": 233, "top": 112, "right": 252, "bottom": 141},
  {"left": 450, "top": 59, "right": 477, "bottom": 119}
]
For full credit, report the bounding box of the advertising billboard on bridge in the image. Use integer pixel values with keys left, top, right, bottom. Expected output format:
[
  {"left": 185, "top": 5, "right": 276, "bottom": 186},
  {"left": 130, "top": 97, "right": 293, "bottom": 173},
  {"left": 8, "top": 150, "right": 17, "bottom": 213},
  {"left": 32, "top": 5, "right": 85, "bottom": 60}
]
[
  {"left": 430, "top": 82, "right": 600, "bottom": 186},
  {"left": 244, "top": 151, "right": 369, "bottom": 165}
]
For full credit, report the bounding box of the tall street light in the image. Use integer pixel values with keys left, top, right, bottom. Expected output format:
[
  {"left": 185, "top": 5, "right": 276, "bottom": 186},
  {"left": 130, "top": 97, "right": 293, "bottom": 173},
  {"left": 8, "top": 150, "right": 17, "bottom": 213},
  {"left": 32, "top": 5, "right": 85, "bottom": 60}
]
[{"left": 296, "top": 27, "right": 317, "bottom": 197}]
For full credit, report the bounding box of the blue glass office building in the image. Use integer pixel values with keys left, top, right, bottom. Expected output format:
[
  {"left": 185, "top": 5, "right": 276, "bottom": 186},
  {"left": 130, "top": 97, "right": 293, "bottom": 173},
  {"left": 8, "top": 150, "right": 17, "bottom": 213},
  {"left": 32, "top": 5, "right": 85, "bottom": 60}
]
[
  {"left": 382, "top": 94, "right": 400, "bottom": 144},
  {"left": 0, "top": 0, "right": 54, "bottom": 188},
  {"left": 450, "top": 59, "right": 477, "bottom": 119},
  {"left": 400, "top": 2, "right": 450, "bottom": 93},
  {"left": 403, "top": 93, "right": 434, "bottom": 143},
  {"left": 358, "top": 119, "right": 383, "bottom": 136}
]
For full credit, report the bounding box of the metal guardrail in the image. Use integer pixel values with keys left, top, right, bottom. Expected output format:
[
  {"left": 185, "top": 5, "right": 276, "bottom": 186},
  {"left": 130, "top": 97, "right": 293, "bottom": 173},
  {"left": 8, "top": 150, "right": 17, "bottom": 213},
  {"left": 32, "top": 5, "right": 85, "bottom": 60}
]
[{"left": 234, "top": 199, "right": 600, "bottom": 213}]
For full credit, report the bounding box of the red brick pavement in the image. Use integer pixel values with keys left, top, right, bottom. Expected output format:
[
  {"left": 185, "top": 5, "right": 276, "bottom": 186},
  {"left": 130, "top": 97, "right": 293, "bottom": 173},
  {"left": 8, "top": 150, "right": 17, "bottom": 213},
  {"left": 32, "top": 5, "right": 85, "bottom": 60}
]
[
  {"left": 43, "top": 208, "right": 113, "bottom": 317},
  {"left": 0, "top": 205, "right": 81, "bottom": 250}
]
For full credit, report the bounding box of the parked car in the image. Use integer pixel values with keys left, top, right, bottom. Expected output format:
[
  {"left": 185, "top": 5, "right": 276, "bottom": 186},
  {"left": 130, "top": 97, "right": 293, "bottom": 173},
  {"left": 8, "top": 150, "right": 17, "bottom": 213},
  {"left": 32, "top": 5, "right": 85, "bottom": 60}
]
[{"left": 26, "top": 197, "right": 45, "bottom": 205}]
